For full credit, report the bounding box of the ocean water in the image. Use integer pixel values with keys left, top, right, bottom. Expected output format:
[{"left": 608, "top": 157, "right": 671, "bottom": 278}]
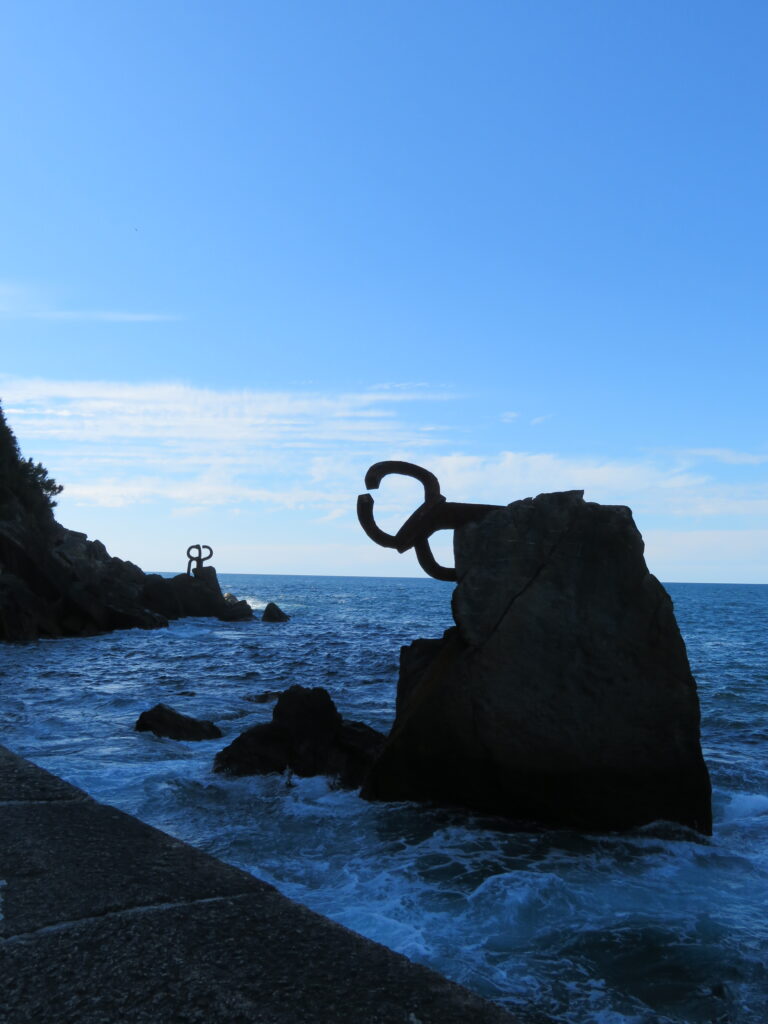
[{"left": 1, "top": 575, "right": 767, "bottom": 1024}]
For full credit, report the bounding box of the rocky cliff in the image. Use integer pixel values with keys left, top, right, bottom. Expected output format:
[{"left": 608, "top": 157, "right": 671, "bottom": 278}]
[
  {"left": 0, "top": 402, "right": 251, "bottom": 641},
  {"left": 362, "top": 490, "right": 712, "bottom": 835}
]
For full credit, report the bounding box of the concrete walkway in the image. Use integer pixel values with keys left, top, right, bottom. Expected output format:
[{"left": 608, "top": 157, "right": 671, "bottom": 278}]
[{"left": 0, "top": 746, "right": 539, "bottom": 1023}]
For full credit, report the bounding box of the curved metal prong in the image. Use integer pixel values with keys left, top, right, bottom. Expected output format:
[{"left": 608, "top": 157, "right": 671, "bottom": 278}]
[
  {"left": 414, "top": 538, "right": 456, "bottom": 582},
  {"left": 356, "top": 493, "right": 400, "bottom": 549},
  {"left": 363, "top": 461, "right": 442, "bottom": 504},
  {"left": 357, "top": 460, "right": 496, "bottom": 580}
]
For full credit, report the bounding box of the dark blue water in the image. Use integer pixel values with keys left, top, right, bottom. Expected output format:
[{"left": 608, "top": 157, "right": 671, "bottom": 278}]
[{"left": 1, "top": 577, "right": 767, "bottom": 1023}]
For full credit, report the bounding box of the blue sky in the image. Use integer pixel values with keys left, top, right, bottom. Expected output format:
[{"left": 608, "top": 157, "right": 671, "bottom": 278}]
[{"left": 1, "top": 1, "right": 766, "bottom": 581}]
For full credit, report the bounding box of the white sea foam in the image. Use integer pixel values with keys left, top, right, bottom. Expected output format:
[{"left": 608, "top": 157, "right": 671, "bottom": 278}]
[{"left": 721, "top": 792, "right": 768, "bottom": 822}]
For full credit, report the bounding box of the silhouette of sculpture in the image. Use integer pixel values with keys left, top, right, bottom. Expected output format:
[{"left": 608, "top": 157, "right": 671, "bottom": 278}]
[
  {"left": 357, "top": 461, "right": 502, "bottom": 581},
  {"left": 186, "top": 544, "right": 213, "bottom": 576}
]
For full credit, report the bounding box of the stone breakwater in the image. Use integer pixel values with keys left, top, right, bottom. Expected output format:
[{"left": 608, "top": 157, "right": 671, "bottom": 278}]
[{"left": 0, "top": 745, "right": 541, "bottom": 1024}]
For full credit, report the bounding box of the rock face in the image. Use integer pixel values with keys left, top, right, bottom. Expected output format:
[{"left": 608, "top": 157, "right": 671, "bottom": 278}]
[
  {"left": 0, "top": 401, "right": 254, "bottom": 641},
  {"left": 142, "top": 572, "right": 253, "bottom": 623},
  {"left": 0, "top": 522, "right": 254, "bottom": 641},
  {"left": 0, "top": 521, "right": 168, "bottom": 641},
  {"left": 362, "top": 490, "right": 712, "bottom": 835},
  {"left": 135, "top": 703, "right": 223, "bottom": 741},
  {"left": 214, "top": 685, "right": 386, "bottom": 789}
]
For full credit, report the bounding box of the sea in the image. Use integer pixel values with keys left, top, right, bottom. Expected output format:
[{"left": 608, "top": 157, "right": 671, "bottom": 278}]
[{"left": 1, "top": 575, "right": 767, "bottom": 1024}]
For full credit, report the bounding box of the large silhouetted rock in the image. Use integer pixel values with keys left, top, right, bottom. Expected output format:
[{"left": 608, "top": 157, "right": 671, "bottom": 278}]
[
  {"left": 214, "top": 685, "right": 386, "bottom": 789},
  {"left": 362, "top": 490, "right": 712, "bottom": 835}
]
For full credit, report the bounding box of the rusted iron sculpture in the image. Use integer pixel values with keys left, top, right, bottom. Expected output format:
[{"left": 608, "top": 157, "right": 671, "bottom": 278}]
[
  {"left": 186, "top": 544, "right": 213, "bottom": 576},
  {"left": 357, "top": 461, "right": 502, "bottom": 581}
]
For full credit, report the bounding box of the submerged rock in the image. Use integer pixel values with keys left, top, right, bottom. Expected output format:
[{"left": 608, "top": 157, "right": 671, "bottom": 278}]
[
  {"left": 214, "top": 684, "right": 385, "bottom": 788},
  {"left": 362, "top": 490, "right": 712, "bottom": 835},
  {"left": 135, "top": 703, "right": 222, "bottom": 741},
  {"left": 243, "top": 690, "right": 282, "bottom": 704},
  {"left": 262, "top": 602, "right": 289, "bottom": 622}
]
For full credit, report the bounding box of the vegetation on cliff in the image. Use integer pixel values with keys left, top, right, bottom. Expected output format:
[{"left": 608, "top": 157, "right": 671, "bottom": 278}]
[{"left": 0, "top": 399, "right": 63, "bottom": 523}]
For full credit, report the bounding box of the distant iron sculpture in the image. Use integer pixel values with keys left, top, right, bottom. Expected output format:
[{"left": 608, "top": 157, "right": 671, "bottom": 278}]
[
  {"left": 186, "top": 544, "right": 213, "bottom": 576},
  {"left": 357, "top": 461, "right": 502, "bottom": 581}
]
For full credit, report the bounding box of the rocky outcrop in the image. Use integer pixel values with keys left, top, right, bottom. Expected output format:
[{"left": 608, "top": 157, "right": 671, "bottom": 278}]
[
  {"left": 0, "top": 518, "right": 254, "bottom": 641},
  {"left": 141, "top": 572, "right": 253, "bottom": 623},
  {"left": 219, "top": 591, "right": 253, "bottom": 620},
  {"left": 135, "top": 703, "right": 223, "bottom": 741},
  {"left": 0, "top": 402, "right": 256, "bottom": 641},
  {"left": 362, "top": 490, "right": 712, "bottom": 835},
  {"left": 214, "top": 685, "right": 386, "bottom": 789},
  {"left": 0, "top": 519, "right": 168, "bottom": 641},
  {"left": 262, "top": 602, "right": 289, "bottom": 622}
]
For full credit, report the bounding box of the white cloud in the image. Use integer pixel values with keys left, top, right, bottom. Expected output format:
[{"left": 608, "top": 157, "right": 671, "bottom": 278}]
[
  {"left": 423, "top": 451, "right": 768, "bottom": 523},
  {"left": 0, "top": 375, "right": 456, "bottom": 511},
  {"left": 682, "top": 448, "right": 768, "bottom": 466},
  {"left": 500, "top": 411, "right": 519, "bottom": 422},
  {"left": 3, "top": 375, "right": 768, "bottom": 583},
  {"left": 427, "top": 451, "right": 704, "bottom": 508},
  {"left": 0, "top": 378, "right": 453, "bottom": 453},
  {"left": 643, "top": 529, "right": 768, "bottom": 583}
]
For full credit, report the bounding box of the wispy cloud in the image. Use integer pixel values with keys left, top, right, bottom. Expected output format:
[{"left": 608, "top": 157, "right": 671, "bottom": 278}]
[
  {"left": 681, "top": 448, "right": 768, "bottom": 466},
  {"left": 22, "top": 310, "right": 180, "bottom": 323},
  {"left": 419, "top": 451, "right": 768, "bottom": 525},
  {"left": 3, "top": 376, "right": 767, "bottom": 537},
  {"left": 0, "top": 279, "right": 177, "bottom": 323},
  {"left": 0, "top": 376, "right": 455, "bottom": 510},
  {"left": 0, "top": 377, "right": 452, "bottom": 451}
]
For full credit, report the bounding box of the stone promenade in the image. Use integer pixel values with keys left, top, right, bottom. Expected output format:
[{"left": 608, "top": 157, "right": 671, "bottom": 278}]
[{"left": 0, "top": 746, "right": 537, "bottom": 1024}]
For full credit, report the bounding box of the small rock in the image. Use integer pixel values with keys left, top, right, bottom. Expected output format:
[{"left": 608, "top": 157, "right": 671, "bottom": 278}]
[
  {"left": 135, "top": 703, "right": 222, "bottom": 741},
  {"left": 218, "top": 599, "right": 253, "bottom": 622},
  {"left": 243, "top": 690, "right": 282, "bottom": 704},
  {"left": 262, "top": 602, "right": 289, "bottom": 622},
  {"left": 214, "top": 684, "right": 385, "bottom": 788}
]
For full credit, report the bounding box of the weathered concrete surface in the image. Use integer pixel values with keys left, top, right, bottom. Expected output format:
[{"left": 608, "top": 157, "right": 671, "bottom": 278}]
[{"left": 0, "top": 746, "right": 533, "bottom": 1024}]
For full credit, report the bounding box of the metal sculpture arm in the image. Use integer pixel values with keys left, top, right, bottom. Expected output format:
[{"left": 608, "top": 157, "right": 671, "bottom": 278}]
[{"left": 357, "top": 461, "right": 502, "bottom": 581}]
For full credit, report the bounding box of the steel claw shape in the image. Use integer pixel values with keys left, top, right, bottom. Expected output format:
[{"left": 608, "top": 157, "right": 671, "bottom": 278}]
[{"left": 357, "top": 461, "right": 502, "bottom": 582}]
